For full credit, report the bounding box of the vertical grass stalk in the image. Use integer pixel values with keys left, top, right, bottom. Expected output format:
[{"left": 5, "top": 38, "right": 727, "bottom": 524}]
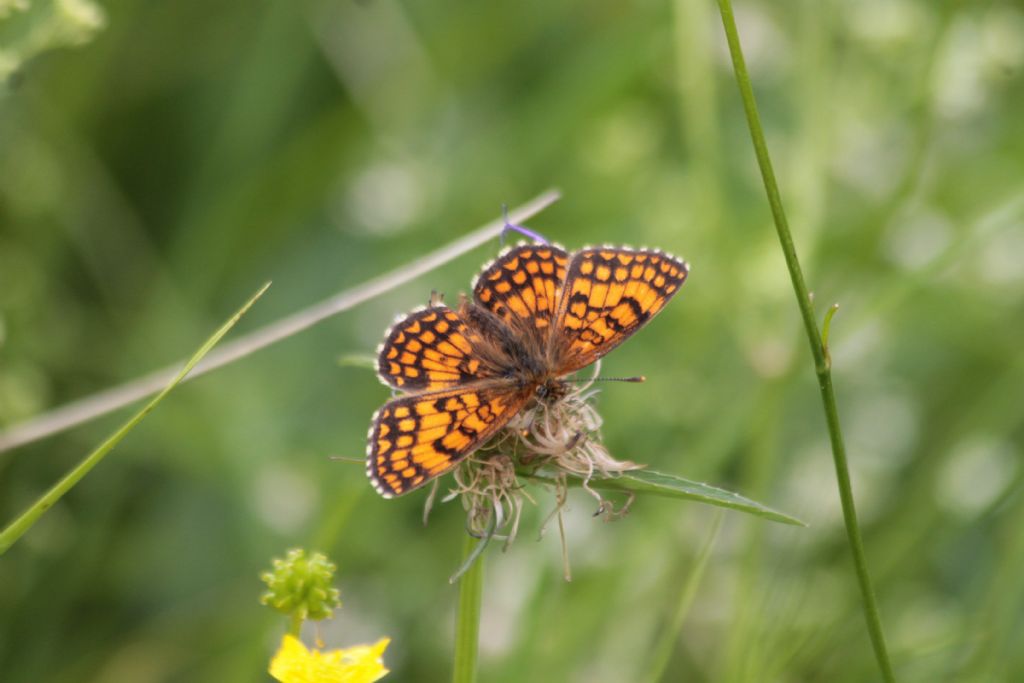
[
  {"left": 452, "top": 534, "right": 485, "bottom": 683},
  {"left": 714, "top": 2, "right": 897, "bottom": 681}
]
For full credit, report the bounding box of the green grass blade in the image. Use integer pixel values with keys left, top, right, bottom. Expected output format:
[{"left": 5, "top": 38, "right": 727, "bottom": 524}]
[
  {"left": 643, "top": 511, "right": 723, "bottom": 683},
  {"left": 528, "top": 469, "right": 805, "bottom": 527},
  {"left": 0, "top": 282, "right": 271, "bottom": 556}
]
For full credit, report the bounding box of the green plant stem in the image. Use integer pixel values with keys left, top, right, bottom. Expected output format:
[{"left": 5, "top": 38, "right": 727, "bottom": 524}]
[
  {"left": 0, "top": 283, "right": 270, "bottom": 556},
  {"left": 452, "top": 534, "right": 485, "bottom": 683},
  {"left": 288, "top": 613, "right": 303, "bottom": 638},
  {"left": 715, "top": 2, "right": 896, "bottom": 681}
]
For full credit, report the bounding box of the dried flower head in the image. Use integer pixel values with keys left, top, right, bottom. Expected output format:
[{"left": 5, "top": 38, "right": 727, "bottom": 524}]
[{"left": 430, "top": 363, "right": 642, "bottom": 566}]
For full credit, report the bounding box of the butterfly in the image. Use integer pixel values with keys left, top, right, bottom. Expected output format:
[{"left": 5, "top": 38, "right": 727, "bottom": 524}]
[{"left": 366, "top": 244, "right": 688, "bottom": 498}]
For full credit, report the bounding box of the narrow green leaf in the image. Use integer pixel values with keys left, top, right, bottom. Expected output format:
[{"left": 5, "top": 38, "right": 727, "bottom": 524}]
[
  {"left": 449, "top": 517, "right": 495, "bottom": 585},
  {"left": 528, "top": 468, "right": 806, "bottom": 527},
  {"left": 0, "top": 282, "right": 271, "bottom": 556},
  {"left": 336, "top": 353, "right": 377, "bottom": 370}
]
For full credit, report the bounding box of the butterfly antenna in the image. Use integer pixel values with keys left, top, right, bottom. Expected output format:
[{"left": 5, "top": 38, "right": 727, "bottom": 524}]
[
  {"left": 564, "top": 375, "right": 646, "bottom": 383},
  {"left": 500, "top": 202, "right": 550, "bottom": 245}
]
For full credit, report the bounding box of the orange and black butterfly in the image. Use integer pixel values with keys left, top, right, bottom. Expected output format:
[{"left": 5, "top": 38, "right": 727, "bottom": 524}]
[{"left": 366, "top": 244, "right": 689, "bottom": 498}]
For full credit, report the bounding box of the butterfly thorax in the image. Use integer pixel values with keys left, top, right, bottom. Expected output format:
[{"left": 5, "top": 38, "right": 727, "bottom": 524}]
[{"left": 458, "top": 300, "right": 569, "bottom": 391}]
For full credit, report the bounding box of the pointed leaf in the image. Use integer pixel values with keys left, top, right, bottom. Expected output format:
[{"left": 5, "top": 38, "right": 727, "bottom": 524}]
[{"left": 528, "top": 468, "right": 806, "bottom": 527}]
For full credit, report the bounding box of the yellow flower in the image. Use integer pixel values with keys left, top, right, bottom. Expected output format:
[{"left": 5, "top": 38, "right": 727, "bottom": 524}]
[{"left": 269, "top": 634, "right": 390, "bottom": 683}]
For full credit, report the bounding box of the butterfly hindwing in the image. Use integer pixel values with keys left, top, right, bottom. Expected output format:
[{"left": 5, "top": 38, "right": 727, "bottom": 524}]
[
  {"left": 553, "top": 247, "right": 688, "bottom": 374},
  {"left": 367, "top": 383, "right": 531, "bottom": 497}
]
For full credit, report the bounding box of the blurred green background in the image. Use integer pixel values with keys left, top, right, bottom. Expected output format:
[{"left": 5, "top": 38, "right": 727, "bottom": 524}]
[{"left": 3, "top": 0, "right": 1024, "bottom": 681}]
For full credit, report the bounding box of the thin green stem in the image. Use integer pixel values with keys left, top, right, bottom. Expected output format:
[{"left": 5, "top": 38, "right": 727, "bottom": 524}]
[
  {"left": 715, "top": 2, "right": 896, "bottom": 681},
  {"left": 452, "top": 534, "right": 485, "bottom": 683}
]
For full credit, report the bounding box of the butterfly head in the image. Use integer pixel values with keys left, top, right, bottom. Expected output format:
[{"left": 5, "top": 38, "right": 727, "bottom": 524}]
[{"left": 535, "top": 378, "right": 571, "bottom": 405}]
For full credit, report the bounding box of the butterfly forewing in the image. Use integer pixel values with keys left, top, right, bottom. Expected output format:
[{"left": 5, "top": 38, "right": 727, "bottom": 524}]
[
  {"left": 376, "top": 306, "right": 491, "bottom": 391},
  {"left": 472, "top": 244, "right": 569, "bottom": 344},
  {"left": 553, "top": 247, "right": 688, "bottom": 374},
  {"left": 367, "top": 383, "right": 531, "bottom": 497}
]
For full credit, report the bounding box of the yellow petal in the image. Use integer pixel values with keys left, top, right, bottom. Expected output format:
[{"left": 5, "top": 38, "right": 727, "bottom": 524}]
[{"left": 270, "top": 634, "right": 390, "bottom": 683}]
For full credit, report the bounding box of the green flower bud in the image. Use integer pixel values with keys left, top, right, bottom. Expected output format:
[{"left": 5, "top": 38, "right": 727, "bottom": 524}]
[{"left": 260, "top": 549, "right": 342, "bottom": 622}]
